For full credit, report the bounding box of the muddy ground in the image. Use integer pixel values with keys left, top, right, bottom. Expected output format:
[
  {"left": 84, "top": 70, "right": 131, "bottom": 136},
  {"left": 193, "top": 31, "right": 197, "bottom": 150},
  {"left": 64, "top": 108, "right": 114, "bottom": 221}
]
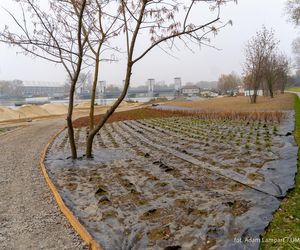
[{"left": 45, "top": 112, "right": 297, "bottom": 250}]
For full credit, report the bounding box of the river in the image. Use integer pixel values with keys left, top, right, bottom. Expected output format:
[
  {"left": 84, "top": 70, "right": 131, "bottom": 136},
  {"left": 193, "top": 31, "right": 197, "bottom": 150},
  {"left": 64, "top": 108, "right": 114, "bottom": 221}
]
[{"left": 0, "top": 96, "right": 173, "bottom": 108}]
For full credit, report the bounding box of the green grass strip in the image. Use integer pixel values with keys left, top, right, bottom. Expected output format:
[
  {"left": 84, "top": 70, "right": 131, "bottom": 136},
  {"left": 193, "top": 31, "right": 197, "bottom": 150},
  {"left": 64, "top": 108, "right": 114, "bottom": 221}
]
[
  {"left": 260, "top": 94, "right": 300, "bottom": 249},
  {"left": 287, "top": 86, "right": 300, "bottom": 92}
]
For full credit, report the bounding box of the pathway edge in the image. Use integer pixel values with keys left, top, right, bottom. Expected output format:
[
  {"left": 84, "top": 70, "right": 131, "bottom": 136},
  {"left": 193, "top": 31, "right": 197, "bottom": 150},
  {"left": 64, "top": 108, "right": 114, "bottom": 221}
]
[{"left": 40, "top": 127, "right": 102, "bottom": 250}]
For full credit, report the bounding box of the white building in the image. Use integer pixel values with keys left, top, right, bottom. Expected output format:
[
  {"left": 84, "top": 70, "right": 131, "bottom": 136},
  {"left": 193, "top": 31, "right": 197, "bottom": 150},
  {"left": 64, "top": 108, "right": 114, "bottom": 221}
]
[
  {"left": 181, "top": 85, "right": 200, "bottom": 96},
  {"left": 174, "top": 77, "right": 182, "bottom": 91},
  {"left": 244, "top": 90, "right": 263, "bottom": 97},
  {"left": 22, "top": 82, "right": 65, "bottom": 97},
  {"left": 147, "top": 78, "right": 155, "bottom": 93},
  {"left": 98, "top": 81, "right": 106, "bottom": 95}
]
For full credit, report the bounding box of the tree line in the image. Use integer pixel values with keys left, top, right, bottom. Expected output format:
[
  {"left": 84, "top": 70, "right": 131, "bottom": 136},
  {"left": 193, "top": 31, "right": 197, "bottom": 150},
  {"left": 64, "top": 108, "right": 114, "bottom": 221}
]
[
  {"left": 217, "top": 26, "right": 290, "bottom": 103},
  {"left": 0, "top": 80, "right": 23, "bottom": 98},
  {"left": 243, "top": 26, "right": 289, "bottom": 103}
]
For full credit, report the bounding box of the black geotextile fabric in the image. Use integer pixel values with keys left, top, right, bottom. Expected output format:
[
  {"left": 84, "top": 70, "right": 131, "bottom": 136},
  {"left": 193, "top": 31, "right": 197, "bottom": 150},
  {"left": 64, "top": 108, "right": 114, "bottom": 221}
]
[{"left": 45, "top": 111, "right": 298, "bottom": 250}]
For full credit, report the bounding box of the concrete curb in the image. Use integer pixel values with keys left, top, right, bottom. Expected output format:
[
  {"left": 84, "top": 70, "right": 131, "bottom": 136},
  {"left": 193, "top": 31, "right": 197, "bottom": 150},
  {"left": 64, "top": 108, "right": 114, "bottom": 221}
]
[{"left": 40, "top": 127, "right": 102, "bottom": 250}]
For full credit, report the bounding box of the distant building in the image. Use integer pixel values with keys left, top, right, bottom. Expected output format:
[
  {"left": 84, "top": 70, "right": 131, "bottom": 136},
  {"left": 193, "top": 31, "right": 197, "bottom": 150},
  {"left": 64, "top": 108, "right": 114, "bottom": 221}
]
[
  {"left": 201, "top": 90, "right": 219, "bottom": 97},
  {"left": 238, "top": 85, "right": 245, "bottom": 95},
  {"left": 98, "top": 81, "right": 106, "bottom": 96},
  {"left": 147, "top": 78, "right": 155, "bottom": 97},
  {"left": 181, "top": 85, "right": 200, "bottom": 96},
  {"left": 174, "top": 77, "right": 182, "bottom": 90},
  {"left": 244, "top": 89, "right": 263, "bottom": 97},
  {"left": 147, "top": 78, "right": 155, "bottom": 92},
  {"left": 21, "top": 82, "right": 65, "bottom": 97}
]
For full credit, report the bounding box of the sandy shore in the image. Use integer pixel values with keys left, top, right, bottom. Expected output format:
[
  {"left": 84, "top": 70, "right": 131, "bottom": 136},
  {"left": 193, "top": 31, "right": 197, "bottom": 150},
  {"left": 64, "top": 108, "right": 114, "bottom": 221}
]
[{"left": 0, "top": 101, "right": 143, "bottom": 124}]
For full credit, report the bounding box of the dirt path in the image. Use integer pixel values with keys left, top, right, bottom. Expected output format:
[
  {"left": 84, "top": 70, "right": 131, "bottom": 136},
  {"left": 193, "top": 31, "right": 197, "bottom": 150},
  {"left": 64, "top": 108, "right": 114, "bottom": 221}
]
[{"left": 0, "top": 119, "right": 86, "bottom": 250}]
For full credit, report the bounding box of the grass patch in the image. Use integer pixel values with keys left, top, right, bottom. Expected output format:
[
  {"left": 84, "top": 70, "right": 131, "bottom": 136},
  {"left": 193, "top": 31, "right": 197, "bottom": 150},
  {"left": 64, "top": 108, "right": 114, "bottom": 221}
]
[
  {"left": 287, "top": 86, "right": 300, "bottom": 92},
  {"left": 0, "top": 126, "right": 18, "bottom": 134},
  {"left": 73, "top": 108, "right": 285, "bottom": 129},
  {"left": 260, "top": 94, "right": 300, "bottom": 249}
]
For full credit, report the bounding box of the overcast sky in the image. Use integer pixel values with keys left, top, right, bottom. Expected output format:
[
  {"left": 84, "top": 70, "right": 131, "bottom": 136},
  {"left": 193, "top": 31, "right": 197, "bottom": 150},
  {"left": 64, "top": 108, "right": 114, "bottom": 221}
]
[{"left": 0, "top": 0, "right": 298, "bottom": 86}]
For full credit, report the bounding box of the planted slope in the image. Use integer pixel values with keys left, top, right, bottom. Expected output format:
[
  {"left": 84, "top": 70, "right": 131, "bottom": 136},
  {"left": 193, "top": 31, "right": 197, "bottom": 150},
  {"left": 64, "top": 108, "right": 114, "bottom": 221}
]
[{"left": 46, "top": 114, "right": 297, "bottom": 249}]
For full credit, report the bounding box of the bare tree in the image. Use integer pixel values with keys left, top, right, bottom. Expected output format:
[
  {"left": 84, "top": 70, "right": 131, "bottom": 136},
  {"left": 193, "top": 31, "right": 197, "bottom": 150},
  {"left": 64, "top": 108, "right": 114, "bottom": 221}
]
[
  {"left": 80, "top": 1, "right": 122, "bottom": 131},
  {"left": 286, "top": 0, "right": 300, "bottom": 25},
  {"left": 0, "top": 0, "right": 89, "bottom": 159},
  {"left": 0, "top": 80, "right": 24, "bottom": 98},
  {"left": 263, "top": 54, "right": 278, "bottom": 98},
  {"left": 286, "top": 1, "right": 300, "bottom": 71},
  {"left": 275, "top": 54, "right": 290, "bottom": 94},
  {"left": 217, "top": 72, "right": 241, "bottom": 95},
  {"left": 243, "top": 26, "right": 278, "bottom": 103},
  {"left": 292, "top": 38, "right": 300, "bottom": 70},
  {"left": 85, "top": 0, "right": 236, "bottom": 158},
  {"left": 263, "top": 52, "right": 290, "bottom": 97}
]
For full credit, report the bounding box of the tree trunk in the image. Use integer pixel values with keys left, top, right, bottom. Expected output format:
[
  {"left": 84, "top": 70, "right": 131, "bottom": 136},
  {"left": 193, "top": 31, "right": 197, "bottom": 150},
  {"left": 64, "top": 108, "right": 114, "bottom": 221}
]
[
  {"left": 67, "top": 79, "right": 77, "bottom": 159},
  {"left": 269, "top": 88, "right": 274, "bottom": 98},
  {"left": 86, "top": 63, "right": 133, "bottom": 158},
  {"left": 280, "top": 80, "right": 286, "bottom": 94},
  {"left": 89, "top": 57, "right": 100, "bottom": 131},
  {"left": 250, "top": 88, "right": 258, "bottom": 104},
  {"left": 85, "top": 1, "right": 146, "bottom": 158},
  {"left": 252, "top": 93, "right": 257, "bottom": 103},
  {"left": 266, "top": 78, "right": 274, "bottom": 98},
  {"left": 65, "top": 0, "right": 86, "bottom": 159}
]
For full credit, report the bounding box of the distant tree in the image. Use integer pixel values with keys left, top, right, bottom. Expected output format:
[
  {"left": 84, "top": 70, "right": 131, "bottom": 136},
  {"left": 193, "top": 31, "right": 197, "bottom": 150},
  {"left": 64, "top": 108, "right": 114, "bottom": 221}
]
[
  {"left": 217, "top": 72, "right": 241, "bottom": 95},
  {"left": 292, "top": 38, "right": 300, "bottom": 69},
  {"left": 290, "top": 70, "right": 300, "bottom": 86},
  {"left": 263, "top": 54, "right": 278, "bottom": 98},
  {"left": 286, "top": 0, "right": 300, "bottom": 25},
  {"left": 243, "top": 73, "right": 253, "bottom": 92},
  {"left": 0, "top": 80, "right": 24, "bottom": 97},
  {"left": 261, "top": 53, "right": 290, "bottom": 97},
  {"left": 243, "top": 26, "right": 278, "bottom": 103},
  {"left": 286, "top": 1, "right": 300, "bottom": 71},
  {"left": 275, "top": 54, "right": 290, "bottom": 93},
  {"left": 106, "top": 84, "right": 121, "bottom": 92}
]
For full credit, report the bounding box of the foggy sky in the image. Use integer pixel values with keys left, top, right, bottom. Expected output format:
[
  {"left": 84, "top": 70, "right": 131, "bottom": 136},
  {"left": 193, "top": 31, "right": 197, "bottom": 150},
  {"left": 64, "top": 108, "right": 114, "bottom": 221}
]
[{"left": 0, "top": 0, "right": 298, "bottom": 86}]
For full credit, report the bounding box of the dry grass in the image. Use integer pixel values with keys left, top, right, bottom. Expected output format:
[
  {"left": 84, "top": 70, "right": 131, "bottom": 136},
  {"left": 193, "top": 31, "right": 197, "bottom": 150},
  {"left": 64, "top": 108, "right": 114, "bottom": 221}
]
[
  {"left": 73, "top": 108, "right": 285, "bottom": 128},
  {"left": 167, "top": 93, "right": 294, "bottom": 111},
  {"left": 185, "top": 110, "right": 285, "bottom": 123}
]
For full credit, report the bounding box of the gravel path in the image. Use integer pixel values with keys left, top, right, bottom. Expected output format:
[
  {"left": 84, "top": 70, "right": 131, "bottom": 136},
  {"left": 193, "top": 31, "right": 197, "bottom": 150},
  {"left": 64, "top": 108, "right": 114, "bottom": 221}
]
[{"left": 0, "top": 119, "right": 86, "bottom": 250}]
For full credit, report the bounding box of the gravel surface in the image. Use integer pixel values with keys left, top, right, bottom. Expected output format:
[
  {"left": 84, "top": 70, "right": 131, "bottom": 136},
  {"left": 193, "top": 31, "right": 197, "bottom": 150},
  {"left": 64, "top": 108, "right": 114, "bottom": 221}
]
[{"left": 0, "top": 119, "right": 87, "bottom": 250}]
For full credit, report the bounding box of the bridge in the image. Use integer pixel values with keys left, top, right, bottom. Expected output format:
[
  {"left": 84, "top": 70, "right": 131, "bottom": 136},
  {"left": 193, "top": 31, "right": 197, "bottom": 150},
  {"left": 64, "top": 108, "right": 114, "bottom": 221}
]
[
  {"left": 100, "top": 88, "right": 177, "bottom": 99},
  {"left": 21, "top": 78, "right": 182, "bottom": 99}
]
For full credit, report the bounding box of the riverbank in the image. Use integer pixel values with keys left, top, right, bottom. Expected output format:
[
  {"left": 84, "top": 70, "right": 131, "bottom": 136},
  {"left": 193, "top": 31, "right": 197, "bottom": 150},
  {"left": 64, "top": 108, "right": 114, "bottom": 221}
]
[{"left": 0, "top": 101, "right": 143, "bottom": 123}]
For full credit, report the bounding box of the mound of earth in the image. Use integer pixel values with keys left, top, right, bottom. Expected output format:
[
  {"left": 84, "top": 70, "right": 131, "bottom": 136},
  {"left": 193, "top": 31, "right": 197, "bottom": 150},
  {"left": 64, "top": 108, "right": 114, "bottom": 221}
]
[
  {"left": 0, "top": 106, "right": 25, "bottom": 121},
  {"left": 41, "top": 103, "right": 68, "bottom": 115},
  {"left": 18, "top": 105, "right": 50, "bottom": 118}
]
